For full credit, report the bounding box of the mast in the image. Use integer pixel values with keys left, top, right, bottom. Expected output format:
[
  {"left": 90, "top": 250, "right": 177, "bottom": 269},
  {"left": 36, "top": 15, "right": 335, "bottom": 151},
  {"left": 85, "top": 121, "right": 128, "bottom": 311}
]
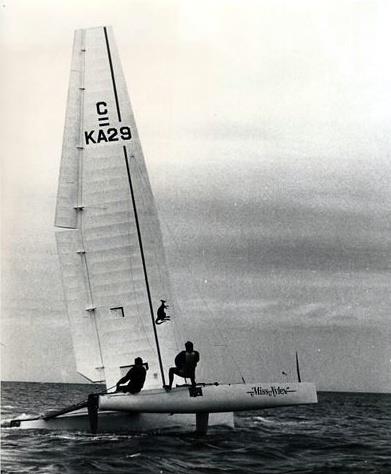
[
  {"left": 123, "top": 146, "right": 166, "bottom": 386},
  {"left": 103, "top": 25, "right": 166, "bottom": 385},
  {"left": 296, "top": 351, "right": 302, "bottom": 383}
]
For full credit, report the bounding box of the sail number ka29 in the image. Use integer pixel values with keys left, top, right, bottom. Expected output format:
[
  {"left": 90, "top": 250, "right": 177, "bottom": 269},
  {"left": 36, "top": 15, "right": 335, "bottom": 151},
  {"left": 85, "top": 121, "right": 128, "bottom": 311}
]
[{"left": 84, "top": 101, "right": 132, "bottom": 145}]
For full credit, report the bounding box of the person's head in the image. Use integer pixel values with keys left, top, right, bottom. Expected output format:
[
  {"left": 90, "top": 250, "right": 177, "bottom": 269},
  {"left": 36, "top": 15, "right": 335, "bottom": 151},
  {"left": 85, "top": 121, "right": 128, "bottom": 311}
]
[
  {"left": 135, "top": 357, "right": 143, "bottom": 366},
  {"left": 185, "top": 341, "right": 194, "bottom": 352}
]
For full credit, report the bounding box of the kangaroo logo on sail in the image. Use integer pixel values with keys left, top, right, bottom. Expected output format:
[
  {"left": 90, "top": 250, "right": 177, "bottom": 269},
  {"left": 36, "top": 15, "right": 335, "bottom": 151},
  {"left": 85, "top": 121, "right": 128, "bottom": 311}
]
[
  {"left": 84, "top": 101, "right": 132, "bottom": 145},
  {"left": 155, "top": 300, "right": 170, "bottom": 325}
]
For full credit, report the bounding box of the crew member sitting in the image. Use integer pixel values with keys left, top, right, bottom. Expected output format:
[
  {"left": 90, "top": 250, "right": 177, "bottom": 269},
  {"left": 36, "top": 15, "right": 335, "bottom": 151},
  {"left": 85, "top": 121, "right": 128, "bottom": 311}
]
[
  {"left": 166, "top": 341, "right": 200, "bottom": 390},
  {"left": 116, "top": 357, "right": 147, "bottom": 394}
]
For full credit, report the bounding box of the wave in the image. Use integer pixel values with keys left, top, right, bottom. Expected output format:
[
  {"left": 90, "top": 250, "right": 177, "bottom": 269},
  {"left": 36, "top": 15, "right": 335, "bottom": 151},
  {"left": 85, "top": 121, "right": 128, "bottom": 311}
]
[{"left": 1, "top": 386, "right": 391, "bottom": 474}]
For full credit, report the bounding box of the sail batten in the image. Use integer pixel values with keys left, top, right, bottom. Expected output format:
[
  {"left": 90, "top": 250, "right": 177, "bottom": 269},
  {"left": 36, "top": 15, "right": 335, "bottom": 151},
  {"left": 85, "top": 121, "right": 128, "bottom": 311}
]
[{"left": 56, "top": 27, "right": 181, "bottom": 389}]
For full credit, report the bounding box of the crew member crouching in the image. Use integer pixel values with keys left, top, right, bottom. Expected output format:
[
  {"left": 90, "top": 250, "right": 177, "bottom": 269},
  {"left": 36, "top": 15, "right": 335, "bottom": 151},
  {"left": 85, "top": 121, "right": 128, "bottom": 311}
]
[{"left": 166, "top": 341, "right": 199, "bottom": 390}]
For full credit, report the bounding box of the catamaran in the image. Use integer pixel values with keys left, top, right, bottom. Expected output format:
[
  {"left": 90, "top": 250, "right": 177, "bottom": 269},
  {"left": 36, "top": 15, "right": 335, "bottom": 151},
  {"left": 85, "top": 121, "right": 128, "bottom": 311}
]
[{"left": 6, "top": 27, "right": 317, "bottom": 434}]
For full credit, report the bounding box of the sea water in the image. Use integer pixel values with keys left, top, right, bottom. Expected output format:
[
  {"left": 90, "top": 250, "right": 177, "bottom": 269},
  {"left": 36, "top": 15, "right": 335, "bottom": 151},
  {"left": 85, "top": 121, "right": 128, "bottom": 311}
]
[{"left": 1, "top": 382, "right": 390, "bottom": 473}]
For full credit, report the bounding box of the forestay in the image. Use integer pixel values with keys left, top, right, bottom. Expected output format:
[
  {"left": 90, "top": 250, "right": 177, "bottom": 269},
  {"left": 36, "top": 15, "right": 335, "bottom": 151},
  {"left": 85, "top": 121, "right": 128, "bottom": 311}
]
[{"left": 55, "top": 27, "right": 180, "bottom": 389}]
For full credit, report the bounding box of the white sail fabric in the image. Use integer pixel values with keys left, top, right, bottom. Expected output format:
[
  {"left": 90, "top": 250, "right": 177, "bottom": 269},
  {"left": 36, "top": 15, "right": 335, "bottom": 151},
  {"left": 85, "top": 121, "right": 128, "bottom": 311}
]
[{"left": 56, "top": 27, "right": 181, "bottom": 389}]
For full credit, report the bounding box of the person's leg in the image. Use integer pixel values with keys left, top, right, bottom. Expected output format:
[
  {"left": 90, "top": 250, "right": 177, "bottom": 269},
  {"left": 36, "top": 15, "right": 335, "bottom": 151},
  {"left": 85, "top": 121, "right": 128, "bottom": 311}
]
[
  {"left": 124, "top": 381, "right": 142, "bottom": 394},
  {"left": 128, "top": 386, "right": 140, "bottom": 394},
  {"left": 168, "top": 367, "right": 176, "bottom": 388},
  {"left": 167, "top": 367, "right": 186, "bottom": 389},
  {"left": 187, "top": 370, "right": 196, "bottom": 386}
]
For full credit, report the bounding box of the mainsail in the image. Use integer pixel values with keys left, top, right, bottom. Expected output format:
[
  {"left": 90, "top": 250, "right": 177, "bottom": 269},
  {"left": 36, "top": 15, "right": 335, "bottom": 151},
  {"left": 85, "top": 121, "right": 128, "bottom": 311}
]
[{"left": 55, "top": 27, "right": 180, "bottom": 389}]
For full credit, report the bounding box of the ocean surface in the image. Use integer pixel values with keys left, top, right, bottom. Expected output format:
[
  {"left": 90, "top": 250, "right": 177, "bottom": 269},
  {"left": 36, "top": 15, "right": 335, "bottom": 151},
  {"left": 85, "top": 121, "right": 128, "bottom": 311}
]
[{"left": 1, "top": 382, "right": 390, "bottom": 473}]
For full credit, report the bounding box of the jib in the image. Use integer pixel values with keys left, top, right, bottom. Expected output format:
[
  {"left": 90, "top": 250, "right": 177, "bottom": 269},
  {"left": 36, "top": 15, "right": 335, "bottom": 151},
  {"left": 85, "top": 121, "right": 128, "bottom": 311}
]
[{"left": 84, "top": 126, "right": 132, "bottom": 145}]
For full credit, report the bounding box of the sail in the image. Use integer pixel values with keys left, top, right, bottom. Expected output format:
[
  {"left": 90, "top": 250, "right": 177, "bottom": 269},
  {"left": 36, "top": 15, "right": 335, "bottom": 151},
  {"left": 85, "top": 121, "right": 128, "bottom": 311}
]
[{"left": 55, "top": 27, "right": 181, "bottom": 389}]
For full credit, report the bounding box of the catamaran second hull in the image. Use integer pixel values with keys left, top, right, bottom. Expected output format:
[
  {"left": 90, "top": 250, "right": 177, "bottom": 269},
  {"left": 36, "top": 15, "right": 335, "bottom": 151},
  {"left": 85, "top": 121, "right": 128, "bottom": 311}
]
[{"left": 4, "top": 410, "right": 234, "bottom": 433}]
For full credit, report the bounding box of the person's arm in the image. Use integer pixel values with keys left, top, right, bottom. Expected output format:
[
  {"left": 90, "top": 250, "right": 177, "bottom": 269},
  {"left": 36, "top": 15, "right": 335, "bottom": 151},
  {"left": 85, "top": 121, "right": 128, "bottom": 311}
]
[
  {"left": 175, "top": 352, "right": 184, "bottom": 368},
  {"left": 116, "top": 369, "right": 132, "bottom": 389}
]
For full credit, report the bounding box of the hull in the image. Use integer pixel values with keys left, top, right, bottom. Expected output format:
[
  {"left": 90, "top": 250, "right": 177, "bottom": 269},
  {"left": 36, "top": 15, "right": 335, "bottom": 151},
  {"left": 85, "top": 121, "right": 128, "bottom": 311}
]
[
  {"left": 100, "top": 382, "right": 317, "bottom": 413},
  {"left": 4, "top": 409, "right": 234, "bottom": 433},
  {"left": 4, "top": 382, "right": 316, "bottom": 433}
]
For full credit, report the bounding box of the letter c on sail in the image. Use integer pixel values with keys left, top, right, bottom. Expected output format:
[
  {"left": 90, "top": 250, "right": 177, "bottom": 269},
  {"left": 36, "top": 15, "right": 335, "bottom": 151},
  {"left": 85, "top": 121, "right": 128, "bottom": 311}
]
[{"left": 96, "top": 101, "right": 108, "bottom": 115}]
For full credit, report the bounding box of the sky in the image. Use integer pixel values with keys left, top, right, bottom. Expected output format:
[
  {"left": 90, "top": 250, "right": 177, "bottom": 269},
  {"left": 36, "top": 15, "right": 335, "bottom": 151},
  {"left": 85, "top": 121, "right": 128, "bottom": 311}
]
[{"left": 1, "top": 0, "right": 391, "bottom": 392}]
